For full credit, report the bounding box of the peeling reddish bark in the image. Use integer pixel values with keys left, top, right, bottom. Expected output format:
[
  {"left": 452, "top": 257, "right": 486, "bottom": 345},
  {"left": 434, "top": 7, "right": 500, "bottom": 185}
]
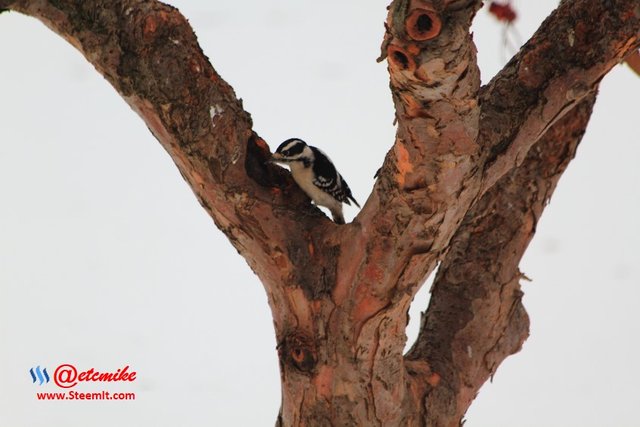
[
  {"left": 1, "top": 0, "right": 638, "bottom": 425},
  {"left": 406, "top": 94, "right": 598, "bottom": 425}
]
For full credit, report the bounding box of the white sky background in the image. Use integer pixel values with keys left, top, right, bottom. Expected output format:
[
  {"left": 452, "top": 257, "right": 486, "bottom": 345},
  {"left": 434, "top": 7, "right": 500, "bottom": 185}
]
[{"left": 0, "top": 1, "right": 638, "bottom": 426}]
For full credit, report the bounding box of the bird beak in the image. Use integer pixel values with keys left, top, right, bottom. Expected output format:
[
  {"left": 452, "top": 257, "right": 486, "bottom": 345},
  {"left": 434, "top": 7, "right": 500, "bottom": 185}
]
[{"left": 270, "top": 152, "right": 283, "bottom": 163}]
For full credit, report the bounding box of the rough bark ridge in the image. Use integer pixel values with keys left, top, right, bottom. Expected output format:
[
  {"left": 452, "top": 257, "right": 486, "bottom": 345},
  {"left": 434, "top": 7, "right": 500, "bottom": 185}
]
[{"left": 1, "top": 0, "right": 638, "bottom": 425}]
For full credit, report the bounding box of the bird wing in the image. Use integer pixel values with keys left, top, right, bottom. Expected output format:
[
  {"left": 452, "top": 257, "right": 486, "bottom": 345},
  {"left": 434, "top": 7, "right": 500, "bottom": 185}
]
[
  {"left": 310, "top": 147, "right": 339, "bottom": 191},
  {"left": 310, "top": 146, "right": 360, "bottom": 207}
]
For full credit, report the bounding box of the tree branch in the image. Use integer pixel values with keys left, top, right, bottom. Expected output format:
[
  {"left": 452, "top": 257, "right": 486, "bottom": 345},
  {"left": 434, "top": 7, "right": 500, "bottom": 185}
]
[
  {"left": 342, "top": 0, "right": 638, "bottom": 377},
  {"left": 1, "top": 0, "right": 347, "bottom": 335},
  {"left": 406, "top": 94, "right": 598, "bottom": 425},
  {"left": 337, "top": 0, "right": 484, "bottom": 350},
  {"left": 478, "top": 0, "right": 639, "bottom": 192}
]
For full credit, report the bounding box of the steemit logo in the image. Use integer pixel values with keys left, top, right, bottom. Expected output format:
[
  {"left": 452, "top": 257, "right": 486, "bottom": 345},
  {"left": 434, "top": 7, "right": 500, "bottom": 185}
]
[{"left": 30, "top": 366, "right": 50, "bottom": 385}]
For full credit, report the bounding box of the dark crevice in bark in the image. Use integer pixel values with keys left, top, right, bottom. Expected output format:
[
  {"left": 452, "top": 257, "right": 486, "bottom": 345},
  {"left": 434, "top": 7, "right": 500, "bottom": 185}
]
[{"left": 278, "top": 333, "right": 318, "bottom": 374}]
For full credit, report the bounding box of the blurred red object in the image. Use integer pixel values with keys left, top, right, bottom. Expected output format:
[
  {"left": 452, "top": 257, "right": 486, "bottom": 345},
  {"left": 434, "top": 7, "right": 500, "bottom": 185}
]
[{"left": 489, "top": 2, "right": 517, "bottom": 23}]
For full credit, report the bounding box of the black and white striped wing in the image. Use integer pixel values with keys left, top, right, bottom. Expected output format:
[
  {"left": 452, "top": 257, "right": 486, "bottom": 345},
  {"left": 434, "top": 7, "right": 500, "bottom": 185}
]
[
  {"left": 310, "top": 147, "right": 360, "bottom": 207},
  {"left": 310, "top": 147, "right": 339, "bottom": 192}
]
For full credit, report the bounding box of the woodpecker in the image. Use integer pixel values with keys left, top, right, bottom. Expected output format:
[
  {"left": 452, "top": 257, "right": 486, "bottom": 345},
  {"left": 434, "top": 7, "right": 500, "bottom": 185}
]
[{"left": 271, "top": 138, "right": 360, "bottom": 224}]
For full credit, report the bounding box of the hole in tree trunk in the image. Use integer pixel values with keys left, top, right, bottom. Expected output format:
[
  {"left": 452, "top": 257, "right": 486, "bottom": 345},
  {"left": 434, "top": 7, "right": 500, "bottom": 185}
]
[
  {"left": 416, "top": 14, "right": 433, "bottom": 33},
  {"left": 393, "top": 51, "right": 410, "bottom": 69},
  {"left": 406, "top": 8, "right": 441, "bottom": 41}
]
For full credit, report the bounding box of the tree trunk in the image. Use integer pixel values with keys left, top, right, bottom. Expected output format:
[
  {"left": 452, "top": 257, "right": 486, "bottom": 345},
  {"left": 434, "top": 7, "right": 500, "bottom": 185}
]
[{"left": 1, "top": 0, "right": 638, "bottom": 425}]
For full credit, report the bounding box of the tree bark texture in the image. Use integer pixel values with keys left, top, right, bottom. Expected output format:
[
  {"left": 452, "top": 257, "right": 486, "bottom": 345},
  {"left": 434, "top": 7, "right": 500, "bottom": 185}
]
[{"left": 1, "top": 0, "right": 638, "bottom": 425}]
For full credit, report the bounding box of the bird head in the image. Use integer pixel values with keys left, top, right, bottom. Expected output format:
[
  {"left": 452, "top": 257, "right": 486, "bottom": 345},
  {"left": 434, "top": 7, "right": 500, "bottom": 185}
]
[{"left": 271, "top": 138, "right": 311, "bottom": 164}]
